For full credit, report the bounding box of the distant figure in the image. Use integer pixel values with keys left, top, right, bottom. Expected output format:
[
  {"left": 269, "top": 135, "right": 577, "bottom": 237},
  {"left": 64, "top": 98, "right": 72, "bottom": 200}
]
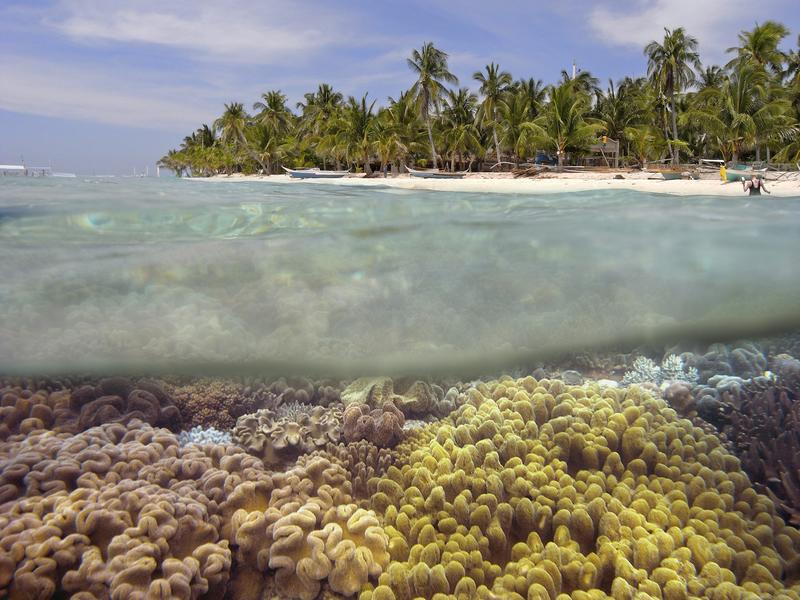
[{"left": 742, "top": 174, "right": 770, "bottom": 196}]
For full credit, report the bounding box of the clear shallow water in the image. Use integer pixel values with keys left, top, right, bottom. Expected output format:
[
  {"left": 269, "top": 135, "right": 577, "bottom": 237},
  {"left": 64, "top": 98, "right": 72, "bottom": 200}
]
[{"left": 1, "top": 176, "right": 799, "bottom": 376}]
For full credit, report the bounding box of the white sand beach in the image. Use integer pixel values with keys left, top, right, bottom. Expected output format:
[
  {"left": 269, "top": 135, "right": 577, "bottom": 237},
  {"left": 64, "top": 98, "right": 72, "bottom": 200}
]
[{"left": 202, "top": 171, "right": 800, "bottom": 197}]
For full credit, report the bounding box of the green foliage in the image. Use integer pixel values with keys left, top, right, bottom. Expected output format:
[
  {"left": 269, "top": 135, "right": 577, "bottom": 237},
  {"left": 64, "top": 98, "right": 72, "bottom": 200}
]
[{"left": 162, "top": 23, "right": 800, "bottom": 176}]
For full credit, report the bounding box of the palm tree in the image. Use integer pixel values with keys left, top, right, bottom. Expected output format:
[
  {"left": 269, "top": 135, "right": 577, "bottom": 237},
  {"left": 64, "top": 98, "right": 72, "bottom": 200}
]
[
  {"left": 684, "top": 63, "right": 794, "bottom": 161},
  {"left": 442, "top": 87, "right": 480, "bottom": 170},
  {"left": 336, "top": 94, "right": 376, "bottom": 173},
  {"left": 524, "top": 80, "right": 603, "bottom": 170},
  {"left": 474, "top": 63, "right": 513, "bottom": 165},
  {"left": 727, "top": 21, "right": 789, "bottom": 75},
  {"left": 697, "top": 66, "right": 726, "bottom": 91},
  {"left": 214, "top": 102, "right": 267, "bottom": 172},
  {"left": 645, "top": 27, "right": 701, "bottom": 165},
  {"left": 253, "top": 91, "right": 293, "bottom": 137},
  {"left": 513, "top": 78, "right": 547, "bottom": 121},
  {"left": 407, "top": 42, "right": 458, "bottom": 169},
  {"left": 594, "top": 78, "right": 650, "bottom": 144},
  {"left": 560, "top": 69, "right": 600, "bottom": 96},
  {"left": 373, "top": 109, "right": 408, "bottom": 176}
]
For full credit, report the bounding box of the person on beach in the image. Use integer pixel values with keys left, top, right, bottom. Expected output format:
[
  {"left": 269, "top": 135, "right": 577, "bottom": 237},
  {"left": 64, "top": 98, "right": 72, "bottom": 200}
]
[{"left": 742, "top": 174, "right": 770, "bottom": 195}]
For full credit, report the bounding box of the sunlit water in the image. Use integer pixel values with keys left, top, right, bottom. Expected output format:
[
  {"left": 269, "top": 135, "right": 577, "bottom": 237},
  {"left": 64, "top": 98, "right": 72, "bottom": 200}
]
[{"left": 1, "top": 176, "right": 799, "bottom": 376}]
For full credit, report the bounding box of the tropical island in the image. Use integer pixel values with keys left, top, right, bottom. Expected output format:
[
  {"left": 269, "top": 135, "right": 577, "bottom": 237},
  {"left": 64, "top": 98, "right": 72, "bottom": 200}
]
[{"left": 160, "top": 24, "right": 800, "bottom": 184}]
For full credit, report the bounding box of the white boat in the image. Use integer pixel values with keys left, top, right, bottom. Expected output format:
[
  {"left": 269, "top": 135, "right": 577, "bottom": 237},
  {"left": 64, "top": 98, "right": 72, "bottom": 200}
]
[
  {"left": 282, "top": 166, "right": 351, "bottom": 179},
  {"left": 406, "top": 166, "right": 468, "bottom": 179}
]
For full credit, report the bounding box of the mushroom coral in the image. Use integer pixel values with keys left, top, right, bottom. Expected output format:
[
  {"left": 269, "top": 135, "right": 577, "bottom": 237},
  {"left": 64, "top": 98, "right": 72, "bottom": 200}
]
[
  {"left": 233, "top": 403, "right": 343, "bottom": 465},
  {"left": 360, "top": 376, "right": 800, "bottom": 600}
]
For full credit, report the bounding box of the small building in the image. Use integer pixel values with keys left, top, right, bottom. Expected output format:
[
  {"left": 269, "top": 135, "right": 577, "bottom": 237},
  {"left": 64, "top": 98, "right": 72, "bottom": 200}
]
[
  {"left": 0, "top": 164, "right": 52, "bottom": 176},
  {"left": 584, "top": 138, "right": 620, "bottom": 168}
]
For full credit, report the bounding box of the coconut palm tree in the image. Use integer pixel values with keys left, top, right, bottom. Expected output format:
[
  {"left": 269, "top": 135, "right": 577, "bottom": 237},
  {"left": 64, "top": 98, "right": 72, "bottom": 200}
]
[
  {"left": 214, "top": 102, "right": 267, "bottom": 172},
  {"left": 727, "top": 21, "right": 789, "bottom": 75},
  {"left": 594, "top": 78, "right": 650, "bottom": 144},
  {"left": 684, "top": 63, "right": 794, "bottom": 161},
  {"left": 513, "top": 78, "right": 547, "bottom": 121},
  {"left": 442, "top": 87, "right": 480, "bottom": 170},
  {"left": 336, "top": 94, "right": 376, "bottom": 173},
  {"left": 407, "top": 42, "right": 458, "bottom": 169},
  {"left": 524, "top": 80, "right": 603, "bottom": 170},
  {"left": 253, "top": 91, "right": 293, "bottom": 137},
  {"left": 645, "top": 27, "right": 701, "bottom": 165},
  {"left": 474, "top": 63, "right": 513, "bottom": 165}
]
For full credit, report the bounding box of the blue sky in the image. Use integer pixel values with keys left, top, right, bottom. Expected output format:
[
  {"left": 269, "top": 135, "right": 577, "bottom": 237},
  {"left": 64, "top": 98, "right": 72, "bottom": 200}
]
[{"left": 1, "top": 0, "right": 799, "bottom": 175}]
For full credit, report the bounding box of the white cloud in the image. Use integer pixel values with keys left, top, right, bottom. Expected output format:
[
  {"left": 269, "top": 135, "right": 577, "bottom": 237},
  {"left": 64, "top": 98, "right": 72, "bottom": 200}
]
[
  {"left": 0, "top": 56, "right": 217, "bottom": 130},
  {"left": 49, "top": 0, "right": 350, "bottom": 63},
  {"left": 588, "top": 0, "right": 751, "bottom": 64}
]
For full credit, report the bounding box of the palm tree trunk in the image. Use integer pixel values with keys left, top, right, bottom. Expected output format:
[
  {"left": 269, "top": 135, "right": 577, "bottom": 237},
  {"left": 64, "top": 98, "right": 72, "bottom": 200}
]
[
  {"left": 493, "top": 126, "right": 501, "bottom": 165},
  {"left": 558, "top": 151, "right": 565, "bottom": 172},
  {"left": 426, "top": 118, "right": 438, "bottom": 169},
  {"left": 669, "top": 93, "right": 679, "bottom": 166},
  {"left": 755, "top": 139, "right": 761, "bottom": 162}
]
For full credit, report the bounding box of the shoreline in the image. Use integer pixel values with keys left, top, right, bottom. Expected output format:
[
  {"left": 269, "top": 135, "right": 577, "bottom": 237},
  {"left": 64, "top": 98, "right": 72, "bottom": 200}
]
[{"left": 197, "top": 171, "right": 800, "bottom": 197}]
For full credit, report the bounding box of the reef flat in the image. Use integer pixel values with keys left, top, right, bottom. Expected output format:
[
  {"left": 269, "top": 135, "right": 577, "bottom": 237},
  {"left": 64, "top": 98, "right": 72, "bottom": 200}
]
[{"left": 2, "top": 353, "right": 800, "bottom": 599}]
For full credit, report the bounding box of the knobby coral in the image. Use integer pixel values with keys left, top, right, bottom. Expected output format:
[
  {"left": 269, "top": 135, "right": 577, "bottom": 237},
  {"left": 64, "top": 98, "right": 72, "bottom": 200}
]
[{"left": 360, "top": 376, "right": 800, "bottom": 600}]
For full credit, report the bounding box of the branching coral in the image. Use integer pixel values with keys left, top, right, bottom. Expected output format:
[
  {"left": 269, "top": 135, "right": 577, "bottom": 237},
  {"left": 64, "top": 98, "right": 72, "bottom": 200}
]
[
  {"left": 167, "top": 378, "right": 277, "bottom": 430},
  {"left": 706, "top": 377, "right": 800, "bottom": 526},
  {"left": 621, "top": 355, "right": 698, "bottom": 386},
  {"left": 233, "top": 403, "right": 343, "bottom": 465},
  {"left": 359, "top": 376, "right": 800, "bottom": 600}
]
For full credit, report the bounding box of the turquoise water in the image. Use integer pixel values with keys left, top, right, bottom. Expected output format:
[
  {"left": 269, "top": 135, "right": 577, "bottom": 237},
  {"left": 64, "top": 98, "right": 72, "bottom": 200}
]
[{"left": 1, "top": 176, "right": 799, "bottom": 376}]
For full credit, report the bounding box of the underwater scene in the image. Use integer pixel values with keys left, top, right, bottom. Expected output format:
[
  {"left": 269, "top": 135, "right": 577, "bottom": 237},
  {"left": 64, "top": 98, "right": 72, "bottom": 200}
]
[{"left": 2, "top": 177, "right": 800, "bottom": 600}]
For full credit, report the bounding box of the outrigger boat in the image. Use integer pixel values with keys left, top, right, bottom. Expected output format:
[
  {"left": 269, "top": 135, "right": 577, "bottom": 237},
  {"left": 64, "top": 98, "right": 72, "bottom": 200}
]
[
  {"left": 406, "top": 166, "right": 469, "bottom": 179},
  {"left": 723, "top": 164, "right": 767, "bottom": 183},
  {"left": 282, "top": 166, "right": 351, "bottom": 179}
]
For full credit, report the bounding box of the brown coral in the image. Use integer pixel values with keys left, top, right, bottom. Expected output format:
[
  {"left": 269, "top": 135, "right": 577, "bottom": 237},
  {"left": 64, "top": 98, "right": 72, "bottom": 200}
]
[
  {"left": 167, "top": 378, "right": 277, "bottom": 430},
  {"left": 343, "top": 403, "right": 404, "bottom": 448},
  {"left": 0, "top": 420, "right": 277, "bottom": 599},
  {"left": 223, "top": 456, "right": 388, "bottom": 600},
  {"left": 233, "top": 403, "right": 342, "bottom": 465},
  {"left": 51, "top": 378, "right": 182, "bottom": 433},
  {"left": 341, "top": 377, "right": 464, "bottom": 418}
]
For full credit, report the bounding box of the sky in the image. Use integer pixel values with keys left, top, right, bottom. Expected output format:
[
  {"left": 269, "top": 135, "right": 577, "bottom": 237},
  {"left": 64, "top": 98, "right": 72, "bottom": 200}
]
[{"left": 1, "top": 0, "right": 799, "bottom": 175}]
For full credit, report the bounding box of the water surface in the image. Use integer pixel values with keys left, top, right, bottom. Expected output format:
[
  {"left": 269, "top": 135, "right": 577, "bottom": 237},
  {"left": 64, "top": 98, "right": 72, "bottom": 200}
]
[{"left": 1, "top": 176, "right": 798, "bottom": 376}]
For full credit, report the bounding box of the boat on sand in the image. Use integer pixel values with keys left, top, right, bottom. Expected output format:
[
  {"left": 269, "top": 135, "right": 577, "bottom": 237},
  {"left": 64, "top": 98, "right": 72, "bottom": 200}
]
[
  {"left": 282, "top": 167, "right": 351, "bottom": 179},
  {"left": 406, "top": 166, "right": 468, "bottom": 179}
]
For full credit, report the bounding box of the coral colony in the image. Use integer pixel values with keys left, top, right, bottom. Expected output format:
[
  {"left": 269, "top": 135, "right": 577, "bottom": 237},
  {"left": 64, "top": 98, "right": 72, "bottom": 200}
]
[{"left": 2, "top": 343, "right": 800, "bottom": 599}]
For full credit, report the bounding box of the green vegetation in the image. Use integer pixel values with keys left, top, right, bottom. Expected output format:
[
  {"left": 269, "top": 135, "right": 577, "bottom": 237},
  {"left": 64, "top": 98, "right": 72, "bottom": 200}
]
[{"left": 160, "top": 25, "right": 800, "bottom": 176}]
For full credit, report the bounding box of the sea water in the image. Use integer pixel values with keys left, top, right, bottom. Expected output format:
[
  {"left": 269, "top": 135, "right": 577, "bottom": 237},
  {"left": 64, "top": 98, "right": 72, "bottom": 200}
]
[{"left": 1, "top": 176, "right": 799, "bottom": 377}]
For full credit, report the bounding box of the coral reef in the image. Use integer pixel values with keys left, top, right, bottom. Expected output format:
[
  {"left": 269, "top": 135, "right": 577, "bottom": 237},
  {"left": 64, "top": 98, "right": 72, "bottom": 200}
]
[
  {"left": 310, "top": 441, "right": 393, "bottom": 502},
  {"left": 621, "top": 355, "right": 698, "bottom": 386},
  {"left": 179, "top": 425, "right": 233, "bottom": 446},
  {"left": 233, "top": 403, "right": 343, "bottom": 465},
  {"left": 0, "top": 378, "right": 181, "bottom": 439},
  {"left": 0, "top": 419, "right": 271, "bottom": 598},
  {"left": 343, "top": 403, "right": 405, "bottom": 448},
  {"left": 223, "top": 455, "right": 389, "bottom": 600},
  {"left": 260, "top": 377, "right": 343, "bottom": 407},
  {"left": 670, "top": 342, "right": 768, "bottom": 384},
  {"left": 341, "top": 377, "right": 465, "bottom": 418},
  {"left": 705, "top": 377, "right": 800, "bottom": 526},
  {"left": 168, "top": 378, "right": 277, "bottom": 430},
  {"left": 361, "top": 376, "right": 800, "bottom": 600}
]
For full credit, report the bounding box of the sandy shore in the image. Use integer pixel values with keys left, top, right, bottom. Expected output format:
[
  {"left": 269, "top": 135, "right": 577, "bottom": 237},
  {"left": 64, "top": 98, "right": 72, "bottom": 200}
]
[{"left": 198, "top": 171, "right": 800, "bottom": 197}]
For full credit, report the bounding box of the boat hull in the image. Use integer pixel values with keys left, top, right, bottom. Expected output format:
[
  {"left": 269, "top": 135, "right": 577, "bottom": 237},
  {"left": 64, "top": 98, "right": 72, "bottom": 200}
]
[
  {"left": 282, "top": 167, "right": 350, "bottom": 179},
  {"left": 406, "top": 166, "right": 467, "bottom": 179}
]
